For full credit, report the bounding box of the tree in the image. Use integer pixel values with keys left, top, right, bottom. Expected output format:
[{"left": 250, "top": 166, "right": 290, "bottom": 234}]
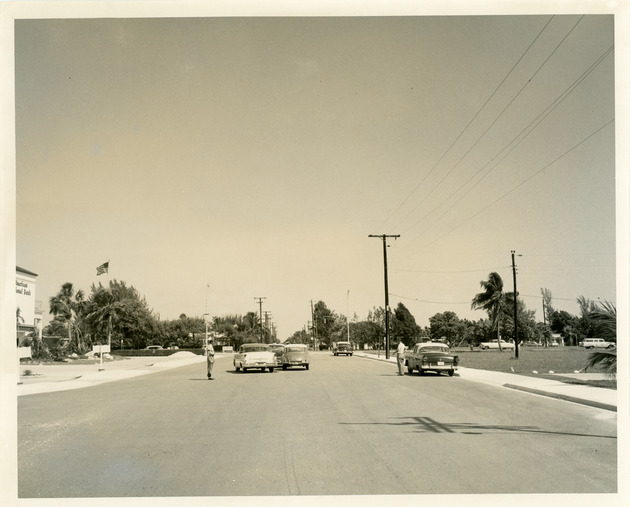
[
  {"left": 585, "top": 300, "right": 616, "bottom": 374},
  {"left": 540, "top": 288, "right": 554, "bottom": 346},
  {"left": 390, "top": 302, "right": 420, "bottom": 346},
  {"left": 313, "top": 301, "right": 336, "bottom": 349},
  {"left": 428, "top": 311, "right": 461, "bottom": 346},
  {"left": 49, "top": 282, "right": 87, "bottom": 354},
  {"left": 85, "top": 280, "right": 160, "bottom": 350},
  {"left": 471, "top": 272, "right": 506, "bottom": 351},
  {"left": 549, "top": 310, "right": 579, "bottom": 345}
]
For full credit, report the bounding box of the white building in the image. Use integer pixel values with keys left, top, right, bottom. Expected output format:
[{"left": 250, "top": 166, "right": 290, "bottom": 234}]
[{"left": 16, "top": 266, "right": 43, "bottom": 345}]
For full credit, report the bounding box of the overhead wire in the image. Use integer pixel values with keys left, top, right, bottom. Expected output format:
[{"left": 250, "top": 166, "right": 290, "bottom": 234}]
[
  {"left": 404, "top": 43, "right": 614, "bottom": 244},
  {"left": 388, "top": 16, "right": 583, "bottom": 236},
  {"left": 374, "top": 16, "right": 556, "bottom": 231}
]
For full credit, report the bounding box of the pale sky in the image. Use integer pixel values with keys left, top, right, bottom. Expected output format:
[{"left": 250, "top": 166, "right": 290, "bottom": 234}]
[{"left": 6, "top": 1, "right": 628, "bottom": 340}]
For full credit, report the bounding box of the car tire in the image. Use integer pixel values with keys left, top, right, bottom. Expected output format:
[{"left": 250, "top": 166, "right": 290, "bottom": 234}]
[
  {"left": 305, "top": 364, "right": 309, "bottom": 370},
  {"left": 448, "top": 369, "right": 454, "bottom": 377},
  {"left": 235, "top": 365, "right": 240, "bottom": 372},
  {"left": 283, "top": 365, "right": 287, "bottom": 370},
  {"left": 419, "top": 369, "right": 425, "bottom": 376},
  {"left": 242, "top": 367, "right": 247, "bottom": 373},
  {"left": 407, "top": 365, "right": 413, "bottom": 374},
  {"left": 269, "top": 367, "right": 274, "bottom": 373}
]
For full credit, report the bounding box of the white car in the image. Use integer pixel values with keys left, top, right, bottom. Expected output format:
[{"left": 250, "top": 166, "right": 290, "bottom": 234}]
[
  {"left": 233, "top": 343, "right": 277, "bottom": 373},
  {"left": 479, "top": 339, "right": 515, "bottom": 350},
  {"left": 582, "top": 338, "right": 615, "bottom": 349}
]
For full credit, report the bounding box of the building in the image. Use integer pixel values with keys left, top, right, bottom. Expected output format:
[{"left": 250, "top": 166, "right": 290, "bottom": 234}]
[{"left": 16, "top": 266, "right": 43, "bottom": 345}]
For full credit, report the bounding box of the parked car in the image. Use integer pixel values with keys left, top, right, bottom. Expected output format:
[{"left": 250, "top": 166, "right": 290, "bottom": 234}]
[
  {"left": 282, "top": 344, "right": 310, "bottom": 370},
  {"left": 406, "top": 342, "right": 459, "bottom": 376},
  {"left": 233, "top": 343, "right": 277, "bottom": 373},
  {"left": 268, "top": 344, "right": 286, "bottom": 366},
  {"left": 332, "top": 341, "right": 353, "bottom": 356},
  {"left": 144, "top": 345, "right": 163, "bottom": 350},
  {"left": 582, "top": 338, "right": 615, "bottom": 349},
  {"left": 479, "top": 339, "right": 515, "bottom": 350}
]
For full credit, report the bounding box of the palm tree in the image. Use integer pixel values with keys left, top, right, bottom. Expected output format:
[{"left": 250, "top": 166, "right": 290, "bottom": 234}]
[
  {"left": 49, "top": 282, "right": 86, "bottom": 354},
  {"left": 585, "top": 300, "right": 616, "bottom": 375},
  {"left": 471, "top": 272, "right": 506, "bottom": 351}
]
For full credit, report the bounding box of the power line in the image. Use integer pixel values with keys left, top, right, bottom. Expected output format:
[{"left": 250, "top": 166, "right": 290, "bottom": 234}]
[
  {"left": 403, "top": 43, "right": 613, "bottom": 243},
  {"left": 376, "top": 16, "right": 556, "bottom": 232}
]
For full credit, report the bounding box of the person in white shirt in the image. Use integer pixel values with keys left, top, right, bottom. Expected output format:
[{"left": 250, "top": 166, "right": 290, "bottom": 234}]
[
  {"left": 396, "top": 341, "right": 407, "bottom": 376},
  {"left": 206, "top": 340, "right": 215, "bottom": 380}
]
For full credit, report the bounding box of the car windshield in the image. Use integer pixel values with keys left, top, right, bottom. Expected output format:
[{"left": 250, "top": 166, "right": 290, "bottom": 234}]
[
  {"left": 242, "top": 346, "right": 268, "bottom": 353},
  {"left": 420, "top": 346, "right": 448, "bottom": 352},
  {"left": 287, "top": 346, "right": 305, "bottom": 351}
]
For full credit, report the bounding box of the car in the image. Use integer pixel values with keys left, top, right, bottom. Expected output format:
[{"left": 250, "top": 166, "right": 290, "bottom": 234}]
[
  {"left": 144, "top": 345, "right": 163, "bottom": 350},
  {"left": 268, "top": 343, "right": 286, "bottom": 366},
  {"left": 282, "top": 344, "right": 310, "bottom": 370},
  {"left": 582, "top": 338, "right": 615, "bottom": 349},
  {"left": 406, "top": 342, "right": 459, "bottom": 376},
  {"left": 479, "top": 339, "right": 515, "bottom": 350},
  {"left": 332, "top": 341, "right": 353, "bottom": 356},
  {"left": 233, "top": 343, "right": 277, "bottom": 373}
]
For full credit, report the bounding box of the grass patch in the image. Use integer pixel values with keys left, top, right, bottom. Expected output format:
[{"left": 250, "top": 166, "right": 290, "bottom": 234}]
[{"left": 452, "top": 347, "right": 616, "bottom": 389}]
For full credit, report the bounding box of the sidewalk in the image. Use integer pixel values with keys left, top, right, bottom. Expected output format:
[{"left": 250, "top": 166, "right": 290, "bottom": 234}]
[
  {"left": 17, "top": 352, "right": 206, "bottom": 396},
  {"left": 354, "top": 352, "right": 617, "bottom": 412}
]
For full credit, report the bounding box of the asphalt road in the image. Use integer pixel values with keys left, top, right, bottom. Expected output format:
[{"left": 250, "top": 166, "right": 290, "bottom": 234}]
[{"left": 18, "top": 351, "right": 617, "bottom": 498}]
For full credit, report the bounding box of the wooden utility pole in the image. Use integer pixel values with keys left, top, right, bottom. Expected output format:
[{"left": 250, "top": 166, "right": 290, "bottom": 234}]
[
  {"left": 369, "top": 234, "right": 400, "bottom": 359},
  {"left": 511, "top": 251, "right": 520, "bottom": 359},
  {"left": 254, "top": 297, "right": 266, "bottom": 342}
]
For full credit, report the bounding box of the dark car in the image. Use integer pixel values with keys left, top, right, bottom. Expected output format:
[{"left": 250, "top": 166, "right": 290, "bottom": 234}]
[
  {"left": 268, "top": 343, "right": 286, "bottom": 366},
  {"left": 332, "top": 341, "right": 353, "bottom": 356},
  {"left": 406, "top": 342, "right": 459, "bottom": 377}
]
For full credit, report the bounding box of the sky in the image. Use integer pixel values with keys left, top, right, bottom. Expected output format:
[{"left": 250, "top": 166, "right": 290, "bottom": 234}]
[{"left": 5, "top": 1, "right": 628, "bottom": 341}]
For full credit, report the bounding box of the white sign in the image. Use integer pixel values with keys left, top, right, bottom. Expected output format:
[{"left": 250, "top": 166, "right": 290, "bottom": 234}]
[
  {"left": 93, "top": 344, "right": 111, "bottom": 353},
  {"left": 18, "top": 346, "right": 32, "bottom": 359},
  {"left": 222, "top": 346, "right": 234, "bottom": 354}
]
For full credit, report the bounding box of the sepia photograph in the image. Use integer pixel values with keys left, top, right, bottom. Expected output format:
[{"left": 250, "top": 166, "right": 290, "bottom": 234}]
[{"left": 2, "top": 1, "right": 628, "bottom": 505}]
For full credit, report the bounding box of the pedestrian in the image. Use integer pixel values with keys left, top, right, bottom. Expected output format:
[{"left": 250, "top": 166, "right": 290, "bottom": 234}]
[
  {"left": 396, "top": 340, "right": 407, "bottom": 376},
  {"left": 206, "top": 339, "right": 215, "bottom": 380}
]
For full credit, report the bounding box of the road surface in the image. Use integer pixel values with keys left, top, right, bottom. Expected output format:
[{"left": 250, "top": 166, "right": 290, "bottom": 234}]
[{"left": 18, "top": 351, "right": 617, "bottom": 498}]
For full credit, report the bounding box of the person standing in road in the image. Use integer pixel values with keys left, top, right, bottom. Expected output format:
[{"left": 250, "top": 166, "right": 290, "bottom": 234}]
[
  {"left": 206, "top": 339, "right": 215, "bottom": 380},
  {"left": 396, "top": 340, "right": 407, "bottom": 376}
]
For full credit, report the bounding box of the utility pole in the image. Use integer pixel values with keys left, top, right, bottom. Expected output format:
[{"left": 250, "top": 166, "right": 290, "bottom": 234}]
[
  {"left": 369, "top": 234, "right": 400, "bottom": 359},
  {"left": 254, "top": 297, "right": 266, "bottom": 342},
  {"left": 310, "top": 300, "right": 317, "bottom": 350},
  {"left": 346, "top": 289, "right": 351, "bottom": 343},
  {"left": 511, "top": 251, "right": 521, "bottom": 359}
]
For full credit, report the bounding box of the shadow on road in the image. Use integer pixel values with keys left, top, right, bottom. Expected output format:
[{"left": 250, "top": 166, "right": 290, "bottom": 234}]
[{"left": 340, "top": 416, "right": 616, "bottom": 439}]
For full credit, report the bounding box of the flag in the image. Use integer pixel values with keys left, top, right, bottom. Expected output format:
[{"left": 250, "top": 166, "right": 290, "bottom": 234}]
[{"left": 96, "top": 261, "right": 109, "bottom": 276}]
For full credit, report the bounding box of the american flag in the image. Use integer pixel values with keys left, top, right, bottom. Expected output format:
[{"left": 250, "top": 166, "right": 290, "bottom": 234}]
[{"left": 96, "top": 261, "right": 109, "bottom": 276}]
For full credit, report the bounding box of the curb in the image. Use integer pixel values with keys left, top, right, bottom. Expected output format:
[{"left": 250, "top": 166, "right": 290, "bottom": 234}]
[{"left": 503, "top": 383, "right": 617, "bottom": 412}]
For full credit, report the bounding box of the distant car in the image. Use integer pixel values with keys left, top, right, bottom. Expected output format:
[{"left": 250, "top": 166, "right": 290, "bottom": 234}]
[
  {"left": 268, "top": 344, "right": 286, "bottom": 366},
  {"left": 282, "top": 344, "right": 310, "bottom": 370},
  {"left": 406, "top": 342, "right": 459, "bottom": 376},
  {"left": 332, "top": 341, "right": 353, "bottom": 356},
  {"left": 233, "top": 343, "right": 277, "bottom": 373},
  {"left": 582, "top": 338, "right": 615, "bottom": 349},
  {"left": 145, "top": 345, "right": 163, "bottom": 350},
  {"left": 479, "top": 339, "right": 515, "bottom": 350}
]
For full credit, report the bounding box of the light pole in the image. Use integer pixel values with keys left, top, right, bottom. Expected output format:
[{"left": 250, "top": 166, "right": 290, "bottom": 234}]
[{"left": 205, "top": 283, "right": 210, "bottom": 347}]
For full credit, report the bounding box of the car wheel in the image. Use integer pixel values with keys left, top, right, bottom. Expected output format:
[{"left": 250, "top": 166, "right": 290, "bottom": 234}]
[
  {"left": 305, "top": 364, "right": 309, "bottom": 370},
  {"left": 269, "top": 367, "right": 274, "bottom": 373},
  {"left": 448, "top": 369, "right": 454, "bottom": 377},
  {"left": 419, "top": 369, "right": 425, "bottom": 376},
  {"left": 407, "top": 365, "right": 413, "bottom": 374},
  {"left": 235, "top": 365, "right": 240, "bottom": 372},
  {"left": 282, "top": 365, "right": 287, "bottom": 370},
  {"left": 242, "top": 367, "right": 247, "bottom": 373},
  {"left": 607, "top": 344, "right": 615, "bottom": 349}
]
